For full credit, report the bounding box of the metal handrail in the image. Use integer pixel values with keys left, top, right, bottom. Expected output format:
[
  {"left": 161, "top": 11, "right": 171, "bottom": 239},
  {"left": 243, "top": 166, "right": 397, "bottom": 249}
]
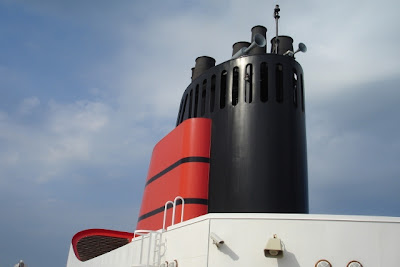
[
  {"left": 172, "top": 196, "right": 185, "bottom": 226},
  {"left": 132, "top": 197, "right": 185, "bottom": 266},
  {"left": 133, "top": 230, "right": 161, "bottom": 266},
  {"left": 162, "top": 196, "right": 185, "bottom": 230},
  {"left": 162, "top": 201, "right": 174, "bottom": 230}
]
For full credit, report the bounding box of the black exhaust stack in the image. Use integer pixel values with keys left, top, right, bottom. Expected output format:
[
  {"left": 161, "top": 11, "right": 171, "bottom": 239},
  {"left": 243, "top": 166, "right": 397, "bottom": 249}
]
[
  {"left": 270, "top": 36, "right": 294, "bottom": 55},
  {"left": 177, "top": 20, "right": 308, "bottom": 214},
  {"left": 232, "top": 41, "right": 251, "bottom": 57},
  {"left": 192, "top": 56, "right": 216, "bottom": 81},
  {"left": 249, "top": 25, "right": 267, "bottom": 55}
]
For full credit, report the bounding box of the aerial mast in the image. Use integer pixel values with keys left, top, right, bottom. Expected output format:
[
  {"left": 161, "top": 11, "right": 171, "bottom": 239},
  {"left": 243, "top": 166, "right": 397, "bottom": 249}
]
[{"left": 273, "top": 4, "right": 280, "bottom": 54}]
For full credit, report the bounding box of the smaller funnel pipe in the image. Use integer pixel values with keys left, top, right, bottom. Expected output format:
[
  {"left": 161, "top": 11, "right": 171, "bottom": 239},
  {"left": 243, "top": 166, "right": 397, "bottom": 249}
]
[
  {"left": 232, "top": 42, "right": 251, "bottom": 56},
  {"left": 192, "top": 56, "right": 216, "bottom": 81},
  {"left": 270, "top": 36, "right": 293, "bottom": 55},
  {"left": 191, "top": 67, "right": 195, "bottom": 80},
  {"left": 249, "top": 25, "right": 267, "bottom": 55},
  {"left": 232, "top": 33, "right": 266, "bottom": 59}
]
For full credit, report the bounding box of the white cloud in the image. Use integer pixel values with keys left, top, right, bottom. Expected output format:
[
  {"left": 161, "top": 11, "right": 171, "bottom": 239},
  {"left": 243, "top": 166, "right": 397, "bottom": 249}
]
[
  {"left": 48, "top": 100, "right": 109, "bottom": 134},
  {"left": 0, "top": 96, "right": 159, "bottom": 184},
  {"left": 18, "top": 97, "right": 40, "bottom": 115}
]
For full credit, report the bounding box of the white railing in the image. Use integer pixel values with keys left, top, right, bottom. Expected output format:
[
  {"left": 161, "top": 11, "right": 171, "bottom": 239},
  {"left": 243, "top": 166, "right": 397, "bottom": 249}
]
[
  {"left": 162, "top": 196, "right": 185, "bottom": 230},
  {"left": 132, "top": 230, "right": 162, "bottom": 267},
  {"left": 162, "top": 201, "right": 173, "bottom": 230}
]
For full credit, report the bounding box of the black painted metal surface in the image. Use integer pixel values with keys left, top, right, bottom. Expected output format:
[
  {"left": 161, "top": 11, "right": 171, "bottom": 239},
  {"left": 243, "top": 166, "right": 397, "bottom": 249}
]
[
  {"left": 270, "top": 36, "right": 294, "bottom": 55},
  {"left": 177, "top": 53, "right": 308, "bottom": 214},
  {"left": 250, "top": 25, "right": 267, "bottom": 55}
]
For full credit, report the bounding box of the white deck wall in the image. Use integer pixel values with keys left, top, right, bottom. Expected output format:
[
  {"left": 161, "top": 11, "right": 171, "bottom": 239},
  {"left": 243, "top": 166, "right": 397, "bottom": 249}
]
[{"left": 67, "top": 214, "right": 400, "bottom": 267}]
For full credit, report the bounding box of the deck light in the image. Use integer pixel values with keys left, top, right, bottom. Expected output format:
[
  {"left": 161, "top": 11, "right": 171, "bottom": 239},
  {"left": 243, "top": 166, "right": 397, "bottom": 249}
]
[
  {"left": 210, "top": 232, "right": 224, "bottom": 248},
  {"left": 264, "top": 234, "right": 283, "bottom": 257}
]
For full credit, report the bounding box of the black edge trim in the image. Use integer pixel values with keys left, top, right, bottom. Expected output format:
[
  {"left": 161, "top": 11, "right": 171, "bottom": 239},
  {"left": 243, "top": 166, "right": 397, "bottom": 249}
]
[
  {"left": 146, "top": 157, "right": 210, "bottom": 186},
  {"left": 138, "top": 198, "right": 208, "bottom": 222}
]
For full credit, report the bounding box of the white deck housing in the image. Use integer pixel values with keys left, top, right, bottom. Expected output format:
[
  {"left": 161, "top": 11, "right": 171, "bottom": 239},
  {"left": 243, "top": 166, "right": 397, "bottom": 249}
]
[{"left": 66, "top": 213, "right": 400, "bottom": 266}]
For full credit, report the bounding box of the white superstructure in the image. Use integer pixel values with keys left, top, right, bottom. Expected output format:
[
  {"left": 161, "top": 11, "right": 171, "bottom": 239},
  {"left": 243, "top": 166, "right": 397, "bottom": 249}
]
[{"left": 66, "top": 213, "right": 400, "bottom": 266}]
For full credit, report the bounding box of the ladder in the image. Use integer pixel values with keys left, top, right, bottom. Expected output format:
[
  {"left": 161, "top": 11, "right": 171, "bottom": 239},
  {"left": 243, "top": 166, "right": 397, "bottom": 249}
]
[
  {"left": 132, "top": 230, "right": 162, "bottom": 267},
  {"left": 132, "top": 196, "right": 185, "bottom": 267}
]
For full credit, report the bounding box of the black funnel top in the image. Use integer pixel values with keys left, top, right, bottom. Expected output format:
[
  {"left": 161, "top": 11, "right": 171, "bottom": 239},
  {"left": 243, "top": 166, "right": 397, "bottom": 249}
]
[
  {"left": 192, "top": 56, "right": 216, "bottom": 81},
  {"left": 270, "top": 36, "right": 294, "bottom": 55},
  {"left": 250, "top": 25, "right": 267, "bottom": 55}
]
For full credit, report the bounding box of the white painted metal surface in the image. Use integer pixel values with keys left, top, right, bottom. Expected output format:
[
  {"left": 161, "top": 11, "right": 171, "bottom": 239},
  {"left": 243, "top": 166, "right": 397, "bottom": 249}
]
[{"left": 66, "top": 213, "right": 400, "bottom": 267}]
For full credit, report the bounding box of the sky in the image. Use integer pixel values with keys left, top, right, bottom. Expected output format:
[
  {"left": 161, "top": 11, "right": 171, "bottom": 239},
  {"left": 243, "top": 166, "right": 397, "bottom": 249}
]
[{"left": 1, "top": 0, "right": 400, "bottom": 266}]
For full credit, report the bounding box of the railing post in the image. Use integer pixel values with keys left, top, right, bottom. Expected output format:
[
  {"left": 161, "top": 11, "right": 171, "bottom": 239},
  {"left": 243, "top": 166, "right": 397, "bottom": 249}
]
[
  {"left": 172, "top": 196, "right": 185, "bottom": 226},
  {"left": 162, "top": 201, "right": 174, "bottom": 230}
]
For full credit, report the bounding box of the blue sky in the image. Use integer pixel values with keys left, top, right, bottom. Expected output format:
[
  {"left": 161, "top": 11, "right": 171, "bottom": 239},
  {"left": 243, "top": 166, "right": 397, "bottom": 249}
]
[{"left": 1, "top": 0, "right": 400, "bottom": 266}]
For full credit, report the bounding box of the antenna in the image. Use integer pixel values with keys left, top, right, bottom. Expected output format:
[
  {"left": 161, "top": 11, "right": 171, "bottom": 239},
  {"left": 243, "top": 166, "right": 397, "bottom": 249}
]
[{"left": 273, "top": 5, "right": 280, "bottom": 54}]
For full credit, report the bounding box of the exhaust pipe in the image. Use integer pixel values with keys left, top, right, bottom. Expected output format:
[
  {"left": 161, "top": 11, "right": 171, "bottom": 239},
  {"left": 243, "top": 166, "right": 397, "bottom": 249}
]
[
  {"left": 270, "top": 36, "right": 293, "bottom": 55},
  {"left": 192, "top": 56, "right": 216, "bottom": 81},
  {"left": 249, "top": 25, "right": 267, "bottom": 55},
  {"left": 232, "top": 41, "right": 251, "bottom": 57},
  {"left": 232, "top": 33, "right": 266, "bottom": 59}
]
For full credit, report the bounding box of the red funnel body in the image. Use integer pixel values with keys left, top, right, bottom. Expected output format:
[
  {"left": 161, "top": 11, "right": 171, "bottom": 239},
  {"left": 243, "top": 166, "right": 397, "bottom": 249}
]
[{"left": 137, "top": 118, "right": 212, "bottom": 230}]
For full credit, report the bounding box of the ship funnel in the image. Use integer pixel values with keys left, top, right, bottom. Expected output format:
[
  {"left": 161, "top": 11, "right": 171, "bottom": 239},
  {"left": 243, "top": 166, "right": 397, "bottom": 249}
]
[
  {"left": 232, "top": 33, "right": 266, "bottom": 59},
  {"left": 249, "top": 25, "right": 267, "bottom": 55},
  {"left": 191, "top": 56, "right": 216, "bottom": 81},
  {"left": 270, "top": 36, "right": 293, "bottom": 55},
  {"left": 232, "top": 41, "right": 251, "bottom": 56}
]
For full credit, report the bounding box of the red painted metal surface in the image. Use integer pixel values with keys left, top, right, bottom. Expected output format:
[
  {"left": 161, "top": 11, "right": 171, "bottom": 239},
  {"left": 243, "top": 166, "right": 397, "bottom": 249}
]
[
  {"left": 137, "top": 118, "right": 212, "bottom": 230},
  {"left": 137, "top": 204, "right": 208, "bottom": 231}
]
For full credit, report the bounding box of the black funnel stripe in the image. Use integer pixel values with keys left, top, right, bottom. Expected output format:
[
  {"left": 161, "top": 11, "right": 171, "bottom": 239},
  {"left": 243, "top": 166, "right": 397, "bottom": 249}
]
[
  {"left": 145, "top": 156, "right": 210, "bottom": 186},
  {"left": 138, "top": 198, "right": 208, "bottom": 222}
]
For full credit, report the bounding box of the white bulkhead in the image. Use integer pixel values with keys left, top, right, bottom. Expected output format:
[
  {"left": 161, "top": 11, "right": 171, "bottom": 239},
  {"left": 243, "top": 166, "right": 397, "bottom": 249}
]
[{"left": 66, "top": 213, "right": 400, "bottom": 267}]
